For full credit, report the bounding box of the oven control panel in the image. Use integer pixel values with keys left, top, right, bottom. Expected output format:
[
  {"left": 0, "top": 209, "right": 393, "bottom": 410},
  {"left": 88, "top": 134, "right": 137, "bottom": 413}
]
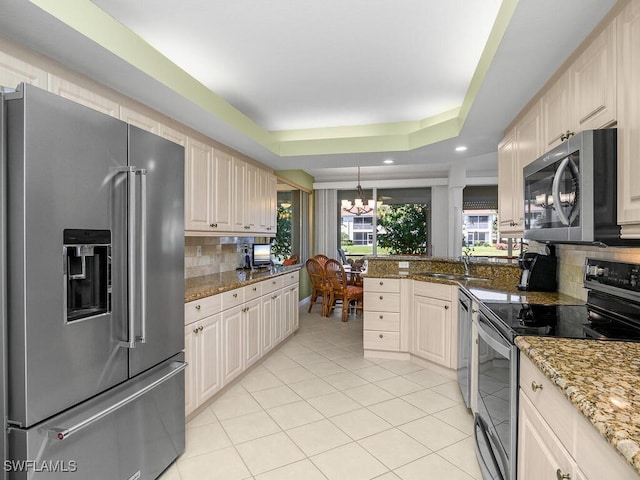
[{"left": 585, "top": 258, "right": 640, "bottom": 291}]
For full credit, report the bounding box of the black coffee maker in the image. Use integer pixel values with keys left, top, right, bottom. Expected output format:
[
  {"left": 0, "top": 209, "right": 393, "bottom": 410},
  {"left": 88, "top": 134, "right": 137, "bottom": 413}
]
[{"left": 517, "top": 246, "right": 557, "bottom": 292}]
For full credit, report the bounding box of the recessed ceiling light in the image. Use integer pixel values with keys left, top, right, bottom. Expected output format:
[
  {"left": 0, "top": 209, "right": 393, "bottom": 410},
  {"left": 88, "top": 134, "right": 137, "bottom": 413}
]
[
  {"left": 383, "top": 159, "right": 394, "bottom": 164},
  {"left": 455, "top": 146, "right": 468, "bottom": 152}
]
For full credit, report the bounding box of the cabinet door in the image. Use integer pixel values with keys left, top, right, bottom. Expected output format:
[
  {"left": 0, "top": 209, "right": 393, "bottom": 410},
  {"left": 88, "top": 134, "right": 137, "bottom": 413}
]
[
  {"left": 232, "top": 158, "right": 247, "bottom": 232},
  {"left": 245, "top": 163, "right": 260, "bottom": 231},
  {"left": 542, "top": 70, "right": 574, "bottom": 150},
  {"left": 221, "top": 306, "right": 244, "bottom": 385},
  {"left": 282, "top": 287, "right": 293, "bottom": 337},
  {"left": 211, "top": 149, "right": 233, "bottom": 231},
  {"left": 185, "top": 137, "right": 212, "bottom": 231},
  {"left": 0, "top": 50, "right": 48, "bottom": 89},
  {"left": 244, "top": 299, "right": 262, "bottom": 368},
  {"left": 517, "top": 102, "right": 542, "bottom": 168},
  {"left": 159, "top": 124, "right": 186, "bottom": 146},
  {"left": 261, "top": 295, "right": 274, "bottom": 353},
  {"left": 290, "top": 284, "right": 299, "bottom": 331},
  {"left": 617, "top": 1, "right": 640, "bottom": 232},
  {"left": 518, "top": 392, "right": 576, "bottom": 480},
  {"left": 48, "top": 75, "right": 119, "bottom": 117},
  {"left": 413, "top": 295, "right": 452, "bottom": 367},
  {"left": 119, "top": 106, "right": 159, "bottom": 134},
  {"left": 271, "top": 291, "right": 284, "bottom": 346},
  {"left": 497, "top": 130, "right": 522, "bottom": 237},
  {"left": 573, "top": 20, "right": 616, "bottom": 131},
  {"left": 199, "top": 313, "right": 222, "bottom": 402},
  {"left": 267, "top": 174, "right": 278, "bottom": 233},
  {"left": 184, "top": 324, "right": 198, "bottom": 416}
]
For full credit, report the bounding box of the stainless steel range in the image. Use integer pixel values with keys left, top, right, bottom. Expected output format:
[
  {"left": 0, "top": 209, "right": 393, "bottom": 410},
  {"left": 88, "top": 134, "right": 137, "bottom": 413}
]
[{"left": 473, "top": 258, "right": 640, "bottom": 480}]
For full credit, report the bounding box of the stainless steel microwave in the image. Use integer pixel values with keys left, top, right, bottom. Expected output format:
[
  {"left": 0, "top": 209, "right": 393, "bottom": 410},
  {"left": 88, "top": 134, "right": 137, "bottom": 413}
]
[{"left": 523, "top": 129, "right": 635, "bottom": 246}]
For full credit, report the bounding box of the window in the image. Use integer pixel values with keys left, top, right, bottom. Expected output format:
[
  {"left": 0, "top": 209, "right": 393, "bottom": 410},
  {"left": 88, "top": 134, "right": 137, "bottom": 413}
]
[
  {"left": 273, "top": 186, "right": 309, "bottom": 264},
  {"left": 338, "top": 187, "right": 431, "bottom": 259},
  {"left": 462, "top": 185, "right": 507, "bottom": 256}
]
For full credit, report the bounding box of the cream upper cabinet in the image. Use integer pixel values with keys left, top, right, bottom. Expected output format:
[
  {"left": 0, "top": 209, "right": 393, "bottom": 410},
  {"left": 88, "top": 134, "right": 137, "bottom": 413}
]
[
  {"left": 517, "top": 101, "right": 543, "bottom": 168},
  {"left": 185, "top": 137, "right": 213, "bottom": 231},
  {"left": 48, "top": 75, "right": 119, "bottom": 117},
  {"left": 245, "top": 163, "right": 260, "bottom": 231},
  {"left": 541, "top": 69, "right": 574, "bottom": 150},
  {"left": 159, "top": 124, "right": 186, "bottom": 146},
  {"left": 0, "top": 51, "right": 47, "bottom": 89},
  {"left": 617, "top": 0, "right": 640, "bottom": 236},
  {"left": 498, "top": 129, "right": 524, "bottom": 237},
  {"left": 211, "top": 149, "right": 233, "bottom": 231},
  {"left": 573, "top": 19, "right": 617, "bottom": 131},
  {"left": 259, "top": 170, "right": 278, "bottom": 234},
  {"left": 232, "top": 157, "right": 248, "bottom": 232},
  {"left": 119, "top": 106, "right": 159, "bottom": 134}
]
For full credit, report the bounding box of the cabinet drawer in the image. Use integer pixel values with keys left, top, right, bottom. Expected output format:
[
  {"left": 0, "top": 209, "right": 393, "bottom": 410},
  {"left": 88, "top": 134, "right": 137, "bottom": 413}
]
[
  {"left": 262, "top": 276, "right": 283, "bottom": 295},
  {"left": 282, "top": 270, "right": 299, "bottom": 287},
  {"left": 413, "top": 280, "right": 454, "bottom": 301},
  {"left": 221, "top": 288, "right": 244, "bottom": 311},
  {"left": 363, "top": 330, "right": 400, "bottom": 351},
  {"left": 244, "top": 283, "right": 262, "bottom": 301},
  {"left": 519, "top": 354, "right": 575, "bottom": 452},
  {"left": 364, "top": 311, "right": 400, "bottom": 331},
  {"left": 185, "top": 294, "right": 221, "bottom": 325},
  {"left": 364, "top": 292, "right": 400, "bottom": 312},
  {"left": 364, "top": 278, "right": 400, "bottom": 293}
]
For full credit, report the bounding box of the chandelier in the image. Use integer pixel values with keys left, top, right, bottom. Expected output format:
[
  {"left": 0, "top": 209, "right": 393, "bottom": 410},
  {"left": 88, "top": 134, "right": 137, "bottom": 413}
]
[{"left": 341, "top": 166, "right": 376, "bottom": 216}]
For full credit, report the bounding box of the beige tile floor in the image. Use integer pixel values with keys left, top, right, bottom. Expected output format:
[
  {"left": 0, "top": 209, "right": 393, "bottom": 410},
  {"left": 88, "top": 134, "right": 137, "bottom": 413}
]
[{"left": 161, "top": 305, "right": 482, "bottom": 480}]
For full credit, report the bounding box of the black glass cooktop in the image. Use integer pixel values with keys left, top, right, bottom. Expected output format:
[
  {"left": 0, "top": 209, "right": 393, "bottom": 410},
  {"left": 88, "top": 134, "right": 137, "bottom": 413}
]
[{"left": 481, "top": 302, "right": 640, "bottom": 341}]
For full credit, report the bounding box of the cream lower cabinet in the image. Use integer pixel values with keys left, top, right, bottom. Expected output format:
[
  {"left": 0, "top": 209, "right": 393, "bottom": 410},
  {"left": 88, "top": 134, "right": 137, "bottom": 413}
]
[
  {"left": 518, "top": 355, "right": 638, "bottom": 480},
  {"left": 411, "top": 281, "right": 457, "bottom": 369},
  {"left": 185, "top": 271, "right": 300, "bottom": 416},
  {"left": 184, "top": 294, "right": 223, "bottom": 416},
  {"left": 363, "top": 278, "right": 401, "bottom": 352}
]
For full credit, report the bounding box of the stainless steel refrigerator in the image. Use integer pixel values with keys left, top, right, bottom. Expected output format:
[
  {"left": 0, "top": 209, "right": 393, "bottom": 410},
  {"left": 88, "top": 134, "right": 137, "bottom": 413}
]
[{"left": 1, "top": 83, "right": 186, "bottom": 479}]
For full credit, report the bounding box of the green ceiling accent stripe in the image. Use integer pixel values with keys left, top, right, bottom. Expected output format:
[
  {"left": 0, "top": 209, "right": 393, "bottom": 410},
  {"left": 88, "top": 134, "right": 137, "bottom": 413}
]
[
  {"left": 29, "top": 0, "right": 515, "bottom": 158},
  {"left": 458, "top": 0, "right": 519, "bottom": 126}
]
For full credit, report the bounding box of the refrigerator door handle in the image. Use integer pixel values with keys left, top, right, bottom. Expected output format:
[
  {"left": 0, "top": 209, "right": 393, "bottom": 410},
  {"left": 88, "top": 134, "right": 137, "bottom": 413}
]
[
  {"left": 136, "top": 168, "right": 147, "bottom": 344},
  {"left": 45, "top": 361, "right": 187, "bottom": 441}
]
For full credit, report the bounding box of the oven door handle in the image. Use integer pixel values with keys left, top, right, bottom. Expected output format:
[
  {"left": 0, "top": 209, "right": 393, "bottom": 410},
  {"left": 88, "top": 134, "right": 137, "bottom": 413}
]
[
  {"left": 477, "top": 317, "right": 511, "bottom": 358},
  {"left": 473, "top": 413, "right": 506, "bottom": 480}
]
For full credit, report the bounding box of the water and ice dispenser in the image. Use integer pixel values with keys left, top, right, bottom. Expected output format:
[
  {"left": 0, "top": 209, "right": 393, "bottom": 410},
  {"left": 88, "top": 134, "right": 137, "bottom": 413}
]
[{"left": 63, "top": 229, "right": 111, "bottom": 322}]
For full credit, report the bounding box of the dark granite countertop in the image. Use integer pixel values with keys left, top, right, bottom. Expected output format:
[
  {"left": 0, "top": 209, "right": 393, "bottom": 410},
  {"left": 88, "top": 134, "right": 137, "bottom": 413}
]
[
  {"left": 517, "top": 336, "right": 640, "bottom": 475},
  {"left": 185, "top": 264, "right": 302, "bottom": 302}
]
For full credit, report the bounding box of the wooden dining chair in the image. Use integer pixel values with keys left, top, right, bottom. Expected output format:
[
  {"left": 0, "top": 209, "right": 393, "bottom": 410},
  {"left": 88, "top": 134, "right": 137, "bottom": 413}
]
[
  {"left": 305, "top": 258, "right": 330, "bottom": 315},
  {"left": 313, "top": 254, "right": 329, "bottom": 266},
  {"left": 324, "top": 258, "right": 363, "bottom": 322}
]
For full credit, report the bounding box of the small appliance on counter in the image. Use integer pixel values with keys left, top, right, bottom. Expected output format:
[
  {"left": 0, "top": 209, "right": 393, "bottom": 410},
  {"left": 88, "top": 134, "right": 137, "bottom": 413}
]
[{"left": 517, "top": 246, "right": 557, "bottom": 291}]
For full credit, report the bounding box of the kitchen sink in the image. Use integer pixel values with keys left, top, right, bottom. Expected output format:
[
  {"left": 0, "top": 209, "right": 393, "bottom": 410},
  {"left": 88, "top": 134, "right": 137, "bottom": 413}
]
[{"left": 417, "top": 272, "right": 490, "bottom": 282}]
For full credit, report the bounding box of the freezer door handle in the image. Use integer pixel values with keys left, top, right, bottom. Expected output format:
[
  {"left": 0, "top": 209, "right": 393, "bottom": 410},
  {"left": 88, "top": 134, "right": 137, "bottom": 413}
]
[
  {"left": 45, "top": 361, "right": 187, "bottom": 441},
  {"left": 137, "top": 168, "right": 147, "bottom": 344},
  {"left": 115, "top": 166, "right": 147, "bottom": 348}
]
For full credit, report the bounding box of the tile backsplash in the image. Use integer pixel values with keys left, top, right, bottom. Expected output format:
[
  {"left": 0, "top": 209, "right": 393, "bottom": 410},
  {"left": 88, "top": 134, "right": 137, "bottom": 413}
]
[
  {"left": 185, "top": 237, "right": 247, "bottom": 278},
  {"left": 555, "top": 244, "right": 640, "bottom": 301}
]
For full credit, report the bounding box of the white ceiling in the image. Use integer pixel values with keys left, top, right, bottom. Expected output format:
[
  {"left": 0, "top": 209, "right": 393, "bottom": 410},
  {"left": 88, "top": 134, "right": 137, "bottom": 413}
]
[
  {"left": 92, "top": 0, "right": 502, "bottom": 132},
  {"left": 0, "top": 0, "right": 617, "bottom": 182}
]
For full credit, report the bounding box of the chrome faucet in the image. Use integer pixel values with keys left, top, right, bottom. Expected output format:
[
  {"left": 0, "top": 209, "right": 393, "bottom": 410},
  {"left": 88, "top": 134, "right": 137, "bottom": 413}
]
[{"left": 461, "top": 250, "right": 471, "bottom": 276}]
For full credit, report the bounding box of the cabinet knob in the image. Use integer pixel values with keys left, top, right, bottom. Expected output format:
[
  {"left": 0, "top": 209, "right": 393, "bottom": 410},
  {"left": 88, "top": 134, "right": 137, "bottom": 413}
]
[
  {"left": 531, "top": 381, "right": 543, "bottom": 392},
  {"left": 379, "top": 334, "right": 383, "bottom": 339},
  {"left": 379, "top": 315, "right": 384, "bottom": 319},
  {"left": 444, "top": 305, "right": 449, "bottom": 310},
  {"left": 556, "top": 469, "right": 571, "bottom": 480},
  {"left": 472, "top": 309, "right": 478, "bottom": 314},
  {"left": 195, "top": 304, "right": 201, "bottom": 311},
  {"left": 379, "top": 281, "right": 384, "bottom": 286},
  {"left": 253, "top": 287, "right": 257, "bottom": 291},
  {"left": 209, "top": 223, "right": 217, "bottom": 228},
  {"left": 199, "top": 325, "right": 203, "bottom": 332},
  {"left": 233, "top": 293, "right": 238, "bottom": 298},
  {"left": 193, "top": 327, "right": 199, "bottom": 334},
  {"left": 379, "top": 296, "right": 383, "bottom": 300},
  {"left": 244, "top": 225, "right": 250, "bottom": 229},
  {"left": 272, "top": 295, "right": 277, "bottom": 300}
]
